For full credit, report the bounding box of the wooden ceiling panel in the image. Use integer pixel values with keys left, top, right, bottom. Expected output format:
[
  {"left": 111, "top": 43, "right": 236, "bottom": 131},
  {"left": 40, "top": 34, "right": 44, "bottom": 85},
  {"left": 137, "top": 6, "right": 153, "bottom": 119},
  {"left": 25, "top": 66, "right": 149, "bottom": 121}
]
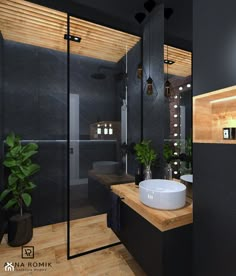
[
  {"left": 164, "top": 45, "right": 192, "bottom": 77},
  {"left": 0, "top": 0, "right": 191, "bottom": 75},
  {"left": 0, "top": 0, "right": 140, "bottom": 63}
]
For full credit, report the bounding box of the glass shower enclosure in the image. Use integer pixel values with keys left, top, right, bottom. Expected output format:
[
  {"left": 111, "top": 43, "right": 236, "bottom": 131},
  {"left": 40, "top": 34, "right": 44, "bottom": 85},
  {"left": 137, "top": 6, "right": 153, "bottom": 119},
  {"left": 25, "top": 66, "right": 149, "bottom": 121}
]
[{"left": 67, "top": 15, "right": 141, "bottom": 258}]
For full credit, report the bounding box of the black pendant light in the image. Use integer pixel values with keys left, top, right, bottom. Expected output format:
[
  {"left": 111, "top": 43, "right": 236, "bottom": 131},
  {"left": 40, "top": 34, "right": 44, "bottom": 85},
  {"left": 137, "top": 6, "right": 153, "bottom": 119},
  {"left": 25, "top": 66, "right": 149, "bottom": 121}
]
[
  {"left": 164, "top": 8, "right": 174, "bottom": 98},
  {"left": 165, "top": 44, "right": 171, "bottom": 97},
  {"left": 146, "top": 20, "right": 153, "bottom": 95}
]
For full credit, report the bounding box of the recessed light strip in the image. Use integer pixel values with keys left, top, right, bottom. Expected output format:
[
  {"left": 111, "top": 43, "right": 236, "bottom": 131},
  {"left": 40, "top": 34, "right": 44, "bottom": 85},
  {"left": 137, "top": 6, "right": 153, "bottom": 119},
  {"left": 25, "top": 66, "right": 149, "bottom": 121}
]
[{"left": 210, "top": 95, "right": 236, "bottom": 103}]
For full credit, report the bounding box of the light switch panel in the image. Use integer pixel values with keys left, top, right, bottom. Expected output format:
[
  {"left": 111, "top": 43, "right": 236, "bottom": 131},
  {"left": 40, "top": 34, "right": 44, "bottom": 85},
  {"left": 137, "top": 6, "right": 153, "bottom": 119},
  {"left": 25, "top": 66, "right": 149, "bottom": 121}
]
[
  {"left": 223, "top": 128, "right": 230, "bottom": 139},
  {"left": 223, "top": 128, "right": 236, "bottom": 139}
]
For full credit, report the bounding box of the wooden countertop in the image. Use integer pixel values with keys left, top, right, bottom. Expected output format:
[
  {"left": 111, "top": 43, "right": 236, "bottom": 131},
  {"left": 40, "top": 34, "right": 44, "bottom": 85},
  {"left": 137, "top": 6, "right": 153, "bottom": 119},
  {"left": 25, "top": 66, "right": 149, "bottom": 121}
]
[
  {"left": 88, "top": 170, "right": 134, "bottom": 187},
  {"left": 111, "top": 183, "right": 193, "bottom": 232}
]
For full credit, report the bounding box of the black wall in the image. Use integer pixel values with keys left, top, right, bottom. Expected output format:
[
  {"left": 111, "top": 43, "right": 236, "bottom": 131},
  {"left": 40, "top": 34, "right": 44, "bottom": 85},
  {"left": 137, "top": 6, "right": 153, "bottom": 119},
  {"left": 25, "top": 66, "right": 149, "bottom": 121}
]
[
  {"left": 120, "top": 4, "right": 168, "bottom": 178},
  {"left": 193, "top": 0, "right": 236, "bottom": 275},
  {"left": 193, "top": 0, "right": 236, "bottom": 95},
  {"left": 1, "top": 40, "right": 119, "bottom": 226},
  {"left": 0, "top": 33, "right": 3, "bottom": 186},
  {"left": 143, "top": 4, "right": 168, "bottom": 178},
  {"left": 127, "top": 42, "right": 142, "bottom": 175}
]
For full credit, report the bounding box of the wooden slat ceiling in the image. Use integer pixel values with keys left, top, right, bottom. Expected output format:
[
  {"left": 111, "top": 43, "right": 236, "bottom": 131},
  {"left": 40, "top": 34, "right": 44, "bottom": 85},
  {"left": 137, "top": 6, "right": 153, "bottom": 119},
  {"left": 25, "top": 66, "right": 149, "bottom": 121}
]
[
  {"left": 164, "top": 45, "right": 192, "bottom": 77},
  {"left": 0, "top": 0, "right": 140, "bottom": 62},
  {"left": 0, "top": 0, "right": 192, "bottom": 76}
]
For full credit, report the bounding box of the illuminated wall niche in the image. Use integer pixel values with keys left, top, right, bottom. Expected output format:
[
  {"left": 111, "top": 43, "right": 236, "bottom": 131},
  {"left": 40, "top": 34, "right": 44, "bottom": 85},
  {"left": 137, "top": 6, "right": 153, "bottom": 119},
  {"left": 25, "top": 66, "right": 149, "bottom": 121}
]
[{"left": 193, "top": 85, "right": 236, "bottom": 144}]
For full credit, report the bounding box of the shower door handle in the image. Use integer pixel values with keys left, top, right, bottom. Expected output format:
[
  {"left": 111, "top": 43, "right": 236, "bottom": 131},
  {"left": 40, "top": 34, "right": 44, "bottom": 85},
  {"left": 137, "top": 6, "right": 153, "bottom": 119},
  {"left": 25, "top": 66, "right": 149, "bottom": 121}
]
[{"left": 70, "top": 147, "right": 74, "bottom": 154}]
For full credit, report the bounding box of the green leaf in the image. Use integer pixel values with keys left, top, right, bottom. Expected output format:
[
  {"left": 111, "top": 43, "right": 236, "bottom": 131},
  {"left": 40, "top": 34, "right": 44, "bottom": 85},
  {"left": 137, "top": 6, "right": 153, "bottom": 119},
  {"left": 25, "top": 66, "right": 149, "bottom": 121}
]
[
  {"left": 22, "top": 193, "right": 31, "bottom": 207},
  {"left": 0, "top": 189, "right": 12, "bottom": 201},
  {"left": 3, "top": 159, "right": 17, "bottom": 168},
  {"left": 10, "top": 145, "right": 22, "bottom": 157},
  {"left": 27, "top": 164, "right": 40, "bottom": 176},
  {"left": 19, "top": 165, "right": 30, "bottom": 177},
  {"left": 4, "top": 198, "right": 18, "bottom": 210},
  {"left": 22, "top": 143, "right": 38, "bottom": 153},
  {"left": 5, "top": 133, "right": 15, "bottom": 147},
  {"left": 8, "top": 174, "right": 18, "bottom": 186},
  {"left": 27, "top": 182, "right": 37, "bottom": 190},
  {"left": 15, "top": 171, "right": 26, "bottom": 180},
  {"left": 22, "top": 150, "right": 38, "bottom": 162},
  {"left": 134, "top": 140, "right": 157, "bottom": 167}
]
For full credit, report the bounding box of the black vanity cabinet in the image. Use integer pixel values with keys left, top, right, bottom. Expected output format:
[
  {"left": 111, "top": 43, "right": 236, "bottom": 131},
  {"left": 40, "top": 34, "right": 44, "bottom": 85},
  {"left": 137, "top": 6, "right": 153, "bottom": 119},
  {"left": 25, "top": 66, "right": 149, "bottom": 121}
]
[{"left": 110, "top": 184, "right": 193, "bottom": 276}]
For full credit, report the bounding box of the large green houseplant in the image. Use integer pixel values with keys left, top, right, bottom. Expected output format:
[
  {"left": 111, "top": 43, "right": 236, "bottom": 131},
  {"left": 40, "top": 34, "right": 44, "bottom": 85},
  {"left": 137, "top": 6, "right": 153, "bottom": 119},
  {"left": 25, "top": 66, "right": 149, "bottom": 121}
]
[
  {"left": 134, "top": 140, "right": 157, "bottom": 179},
  {"left": 0, "top": 133, "right": 40, "bottom": 246}
]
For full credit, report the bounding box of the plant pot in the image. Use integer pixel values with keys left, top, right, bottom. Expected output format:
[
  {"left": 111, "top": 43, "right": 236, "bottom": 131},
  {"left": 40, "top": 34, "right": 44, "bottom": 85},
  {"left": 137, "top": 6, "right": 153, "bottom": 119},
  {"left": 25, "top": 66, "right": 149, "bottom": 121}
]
[
  {"left": 144, "top": 165, "right": 152, "bottom": 180},
  {"left": 8, "top": 213, "right": 33, "bottom": 247},
  {"left": 0, "top": 208, "right": 7, "bottom": 243}
]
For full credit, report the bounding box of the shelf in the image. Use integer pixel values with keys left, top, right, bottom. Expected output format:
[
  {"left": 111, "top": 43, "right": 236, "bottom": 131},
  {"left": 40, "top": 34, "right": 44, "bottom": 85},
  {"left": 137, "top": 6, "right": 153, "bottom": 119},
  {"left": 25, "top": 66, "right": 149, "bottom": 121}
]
[{"left": 193, "top": 85, "right": 236, "bottom": 144}]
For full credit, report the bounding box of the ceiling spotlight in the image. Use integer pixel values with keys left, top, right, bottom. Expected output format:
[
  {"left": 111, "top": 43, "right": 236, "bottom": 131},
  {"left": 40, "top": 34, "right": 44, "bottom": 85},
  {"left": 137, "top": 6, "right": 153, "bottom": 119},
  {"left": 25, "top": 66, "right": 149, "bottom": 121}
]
[
  {"left": 64, "top": 34, "right": 81, "bottom": 43},
  {"left": 187, "top": 83, "right": 191, "bottom": 88},
  {"left": 164, "top": 59, "right": 175, "bottom": 65},
  {"left": 179, "top": 86, "right": 183, "bottom": 91},
  {"left": 134, "top": 12, "right": 146, "bottom": 24},
  {"left": 144, "top": 0, "right": 156, "bottom": 13}
]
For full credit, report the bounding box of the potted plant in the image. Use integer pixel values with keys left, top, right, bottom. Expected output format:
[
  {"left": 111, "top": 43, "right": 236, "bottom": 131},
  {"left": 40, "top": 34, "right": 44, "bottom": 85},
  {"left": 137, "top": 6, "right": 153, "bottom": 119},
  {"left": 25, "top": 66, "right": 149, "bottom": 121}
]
[
  {"left": 179, "top": 136, "right": 192, "bottom": 174},
  {"left": 0, "top": 133, "right": 40, "bottom": 246},
  {"left": 134, "top": 140, "right": 157, "bottom": 179},
  {"left": 163, "top": 142, "right": 174, "bottom": 179}
]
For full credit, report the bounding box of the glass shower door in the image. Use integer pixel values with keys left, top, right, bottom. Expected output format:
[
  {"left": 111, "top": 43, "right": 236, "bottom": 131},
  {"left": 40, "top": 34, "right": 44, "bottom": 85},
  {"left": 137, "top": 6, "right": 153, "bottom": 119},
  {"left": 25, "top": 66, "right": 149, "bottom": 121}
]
[{"left": 67, "top": 15, "right": 131, "bottom": 258}]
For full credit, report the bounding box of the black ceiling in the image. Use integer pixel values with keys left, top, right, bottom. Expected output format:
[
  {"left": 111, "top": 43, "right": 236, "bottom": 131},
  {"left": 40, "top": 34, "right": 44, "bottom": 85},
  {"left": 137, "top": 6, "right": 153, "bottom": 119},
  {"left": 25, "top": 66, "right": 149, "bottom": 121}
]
[
  {"left": 71, "top": 0, "right": 192, "bottom": 50},
  {"left": 28, "top": 0, "right": 192, "bottom": 51}
]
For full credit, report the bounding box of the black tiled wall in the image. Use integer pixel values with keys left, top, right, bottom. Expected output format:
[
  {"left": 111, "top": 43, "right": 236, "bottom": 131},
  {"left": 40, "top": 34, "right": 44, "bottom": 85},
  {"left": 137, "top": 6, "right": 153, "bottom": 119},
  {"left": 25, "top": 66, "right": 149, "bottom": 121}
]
[{"left": 1, "top": 40, "right": 120, "bottom": 226}]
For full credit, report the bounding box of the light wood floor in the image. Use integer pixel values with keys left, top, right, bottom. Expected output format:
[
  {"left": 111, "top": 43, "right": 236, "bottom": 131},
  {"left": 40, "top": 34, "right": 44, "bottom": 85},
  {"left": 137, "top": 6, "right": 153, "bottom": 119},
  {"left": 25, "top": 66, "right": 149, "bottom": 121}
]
[{"left": 0, "top": 214, "right": 146, "bottom": 275}]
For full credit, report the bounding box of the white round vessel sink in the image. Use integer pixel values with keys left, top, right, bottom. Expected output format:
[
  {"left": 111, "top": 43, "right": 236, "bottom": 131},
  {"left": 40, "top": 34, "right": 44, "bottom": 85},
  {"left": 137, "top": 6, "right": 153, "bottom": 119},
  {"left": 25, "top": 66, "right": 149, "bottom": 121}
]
[
  {"left": 180, "top": 174, "right": 193, "bottom": 184},
  {"left": 139, "top": 179, "right": 186, "bottom": 210}
]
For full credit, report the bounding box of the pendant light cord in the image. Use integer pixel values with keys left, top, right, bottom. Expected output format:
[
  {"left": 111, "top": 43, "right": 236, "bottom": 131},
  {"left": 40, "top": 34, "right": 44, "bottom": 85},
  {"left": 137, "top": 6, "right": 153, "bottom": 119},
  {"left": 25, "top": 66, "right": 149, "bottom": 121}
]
[
  {"left": 166, "top": 18, "right": 169, "bottom": 80},
  {"left": 149, "top": 19, "right": 151, "bottom": 77}
]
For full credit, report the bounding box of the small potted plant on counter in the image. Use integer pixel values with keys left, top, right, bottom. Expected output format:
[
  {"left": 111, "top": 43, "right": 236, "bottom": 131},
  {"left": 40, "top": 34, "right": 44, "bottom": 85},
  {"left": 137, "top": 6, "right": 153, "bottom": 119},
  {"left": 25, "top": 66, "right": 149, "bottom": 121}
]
[
  {"left": 163, "top": 142, "right": 174, "bottom": 180},
  {"left": 134, "top": 140, "right": 157, "bottom": 180},
  {"left": 0, "top": 133, "right": 40, "bottom": 246}
]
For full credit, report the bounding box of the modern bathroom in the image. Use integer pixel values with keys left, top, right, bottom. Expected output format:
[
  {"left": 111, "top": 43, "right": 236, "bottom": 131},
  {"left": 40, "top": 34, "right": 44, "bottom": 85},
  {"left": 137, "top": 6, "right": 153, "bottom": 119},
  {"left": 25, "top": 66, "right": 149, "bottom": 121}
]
[{"left": 1, "top": 0, "right": 236, "bottom": 275}]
